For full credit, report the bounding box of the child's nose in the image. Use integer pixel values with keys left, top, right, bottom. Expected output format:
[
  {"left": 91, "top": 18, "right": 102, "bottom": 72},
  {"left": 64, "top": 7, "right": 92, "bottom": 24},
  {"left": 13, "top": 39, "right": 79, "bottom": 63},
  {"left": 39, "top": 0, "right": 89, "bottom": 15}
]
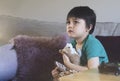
[{"left": 68, "top": 23, "right": 74, "bottom": 28}]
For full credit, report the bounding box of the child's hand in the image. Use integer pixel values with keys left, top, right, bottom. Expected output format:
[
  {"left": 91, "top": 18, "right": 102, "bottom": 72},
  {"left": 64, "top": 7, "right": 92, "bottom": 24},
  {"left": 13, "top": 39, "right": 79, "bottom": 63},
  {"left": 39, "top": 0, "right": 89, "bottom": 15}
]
[
  {"left": 59, "top": 49, "right": 68, "bottom": 55},
  {"left": 62, "top": 54, "right": 71, "bottom": 64},
  {"left": 51, "top": 67, "right": 60, "bottom": 78}
]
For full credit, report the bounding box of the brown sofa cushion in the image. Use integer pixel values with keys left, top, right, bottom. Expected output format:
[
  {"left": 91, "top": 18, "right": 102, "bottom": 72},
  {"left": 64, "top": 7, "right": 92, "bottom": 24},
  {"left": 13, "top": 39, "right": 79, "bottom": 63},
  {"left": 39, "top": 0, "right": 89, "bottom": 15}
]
[
  {"left": 11, "top": 35, "right": 68, "bottom": 81},
  {"left": 96, "top": 36, "right": 120, "bottom": 62}
]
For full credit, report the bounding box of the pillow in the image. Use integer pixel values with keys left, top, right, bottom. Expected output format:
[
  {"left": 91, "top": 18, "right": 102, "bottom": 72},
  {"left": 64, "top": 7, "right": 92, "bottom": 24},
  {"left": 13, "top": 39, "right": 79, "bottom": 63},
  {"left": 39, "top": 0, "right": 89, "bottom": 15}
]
[
  {"left": 96, "top": 36, "right": 120, "bottom": 62},
  {"left": 11, "top": 35, "right": 68, "bottom": 81}
]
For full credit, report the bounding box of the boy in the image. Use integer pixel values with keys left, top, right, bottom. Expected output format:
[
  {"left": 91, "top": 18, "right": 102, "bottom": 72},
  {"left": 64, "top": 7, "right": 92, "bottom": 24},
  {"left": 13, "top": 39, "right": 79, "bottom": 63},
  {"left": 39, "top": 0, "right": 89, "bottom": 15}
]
[{"left": 52, "top": 6, "right": 109, "bottom": 78}]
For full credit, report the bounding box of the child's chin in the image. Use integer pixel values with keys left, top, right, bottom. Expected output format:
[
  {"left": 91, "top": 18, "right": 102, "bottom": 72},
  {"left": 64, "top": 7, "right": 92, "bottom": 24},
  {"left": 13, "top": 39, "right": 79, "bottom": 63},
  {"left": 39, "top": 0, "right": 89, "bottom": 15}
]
[{"left": 68, "top": 35, "right": 76, "bottom": 38}]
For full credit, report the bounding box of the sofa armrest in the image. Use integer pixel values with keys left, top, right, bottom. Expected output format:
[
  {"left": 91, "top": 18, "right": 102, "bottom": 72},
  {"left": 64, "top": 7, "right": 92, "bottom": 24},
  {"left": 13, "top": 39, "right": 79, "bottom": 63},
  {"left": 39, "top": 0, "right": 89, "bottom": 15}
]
[{"left": 0, "top": 44, "right": 17, "bottom": 81}]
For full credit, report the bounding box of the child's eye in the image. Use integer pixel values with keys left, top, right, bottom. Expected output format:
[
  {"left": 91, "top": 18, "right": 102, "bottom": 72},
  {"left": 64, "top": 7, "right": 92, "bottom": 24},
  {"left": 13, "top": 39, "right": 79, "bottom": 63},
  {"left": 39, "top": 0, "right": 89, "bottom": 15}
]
[
  {"left": 74, "top": 21, "right": 79, "bottom": 24},
  {"left": 66, "top": 21, "right": 70, "bottom": 24}
]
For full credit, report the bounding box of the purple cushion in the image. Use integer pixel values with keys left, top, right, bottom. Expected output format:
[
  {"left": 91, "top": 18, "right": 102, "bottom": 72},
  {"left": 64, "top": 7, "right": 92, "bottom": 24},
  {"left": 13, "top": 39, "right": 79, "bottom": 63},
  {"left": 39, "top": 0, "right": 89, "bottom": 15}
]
[
  {"left": 96, "top": 36, "right": 120, "bottom": 62},
  {"left": 11, "top": 35, "right": 68, "bottom": 81}
]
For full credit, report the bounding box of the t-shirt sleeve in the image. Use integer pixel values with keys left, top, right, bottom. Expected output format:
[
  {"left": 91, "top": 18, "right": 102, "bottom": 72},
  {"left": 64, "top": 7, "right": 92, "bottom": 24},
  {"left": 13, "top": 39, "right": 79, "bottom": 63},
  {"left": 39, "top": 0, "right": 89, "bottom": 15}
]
[{"left": 85, "top": 39, "right": 106, "bottom": 60}]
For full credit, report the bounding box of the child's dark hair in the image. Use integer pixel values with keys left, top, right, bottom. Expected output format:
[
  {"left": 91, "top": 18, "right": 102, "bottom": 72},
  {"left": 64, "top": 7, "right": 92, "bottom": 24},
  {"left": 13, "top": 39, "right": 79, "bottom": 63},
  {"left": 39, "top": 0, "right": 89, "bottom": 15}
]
[{"left": 67, "top": 6, "right": 96, "bottom": 34}]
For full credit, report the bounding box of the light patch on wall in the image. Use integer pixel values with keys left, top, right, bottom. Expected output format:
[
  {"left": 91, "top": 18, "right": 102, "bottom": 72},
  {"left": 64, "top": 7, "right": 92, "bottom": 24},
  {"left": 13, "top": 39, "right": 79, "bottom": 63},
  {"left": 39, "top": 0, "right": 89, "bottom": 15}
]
[
  {"left": 0, "top": 0, "right": 120, "bottom": 22},
  {"left": 0, "top": 33, "right": 2, "bottom": 39},
  {"left": 0, "top": 0, "right": 24, "bottom": 15}
]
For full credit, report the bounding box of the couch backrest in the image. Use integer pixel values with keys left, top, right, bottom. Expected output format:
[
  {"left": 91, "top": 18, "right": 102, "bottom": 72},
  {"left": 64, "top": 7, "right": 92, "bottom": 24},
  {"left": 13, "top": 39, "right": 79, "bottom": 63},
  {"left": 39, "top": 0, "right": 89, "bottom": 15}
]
[
  {"left": 92, "top": 22, "right": 116, "bottom": 36},
  {"left": 0, "top": 15, "right": 66, "bottom": 45},
  {"left": 93, "top": 22, "right": 120, "bottom": 36},
  {"left": 113, "top": 23, "right": 120, "bottom": 36},
  {"left": 0, "top": 15, "right": 120, "bottom": 45}
]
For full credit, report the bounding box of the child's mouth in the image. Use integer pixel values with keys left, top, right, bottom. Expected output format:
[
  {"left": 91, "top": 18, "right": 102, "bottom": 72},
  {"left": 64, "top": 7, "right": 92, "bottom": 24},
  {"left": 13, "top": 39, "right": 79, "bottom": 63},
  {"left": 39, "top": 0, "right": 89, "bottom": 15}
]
[{"left": 68, "top": 30, "right": 73, "bottom": 33}]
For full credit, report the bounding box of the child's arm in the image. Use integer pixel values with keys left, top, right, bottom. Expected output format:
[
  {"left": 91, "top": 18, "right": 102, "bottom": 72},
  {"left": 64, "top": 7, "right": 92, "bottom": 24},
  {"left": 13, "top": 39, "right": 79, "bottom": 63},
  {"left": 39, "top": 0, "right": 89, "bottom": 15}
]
[
  {"left": 62, "top": 54, "right": 88, "bottom": 71},
  {"left": 88, "top": 57, "right": 99, "bottom": 69},
  {"left": 62, "top": 54, "right": 99, "bottom": 71}
]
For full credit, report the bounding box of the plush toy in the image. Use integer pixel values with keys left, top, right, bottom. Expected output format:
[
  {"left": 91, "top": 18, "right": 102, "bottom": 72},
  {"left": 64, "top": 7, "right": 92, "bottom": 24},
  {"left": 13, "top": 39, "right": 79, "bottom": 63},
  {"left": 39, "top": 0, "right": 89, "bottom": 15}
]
[
  {"left": 57, "top": 43, "right": 80, "bottom": 77},
  {"left": 59, "top": 43, "right": 80, "bottom": 65}
]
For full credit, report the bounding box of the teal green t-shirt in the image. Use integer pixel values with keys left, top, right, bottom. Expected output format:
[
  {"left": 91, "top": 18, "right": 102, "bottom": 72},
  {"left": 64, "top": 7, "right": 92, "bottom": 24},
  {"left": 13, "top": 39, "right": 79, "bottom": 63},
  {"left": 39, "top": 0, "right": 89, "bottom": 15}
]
[{"left": 71, "top": 34, "right": 109, "bottom": 66}]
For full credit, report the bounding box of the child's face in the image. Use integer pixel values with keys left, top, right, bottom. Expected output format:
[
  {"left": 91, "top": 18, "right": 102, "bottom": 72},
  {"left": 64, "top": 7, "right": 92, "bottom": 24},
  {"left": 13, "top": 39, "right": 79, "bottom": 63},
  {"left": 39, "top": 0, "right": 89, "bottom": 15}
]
[{"left": 66, "top": 17, "right": 89, "bottom": 39}]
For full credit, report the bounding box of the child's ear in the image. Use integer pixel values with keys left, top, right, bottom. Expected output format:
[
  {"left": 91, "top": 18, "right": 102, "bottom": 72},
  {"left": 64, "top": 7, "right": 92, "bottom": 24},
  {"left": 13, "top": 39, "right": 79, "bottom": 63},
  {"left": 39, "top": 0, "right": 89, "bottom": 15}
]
[{"left": 87, "top": 24, "right": 93, "bottom": 32}]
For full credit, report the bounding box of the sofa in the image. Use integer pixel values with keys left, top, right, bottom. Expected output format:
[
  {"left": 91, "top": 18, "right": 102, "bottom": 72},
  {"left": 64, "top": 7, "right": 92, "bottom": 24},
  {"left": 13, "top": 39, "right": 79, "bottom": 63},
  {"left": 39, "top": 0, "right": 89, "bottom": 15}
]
[
  {"left": 0, "top": 15, "right": 120, "bottom": 81},
  {"left": 0, "top": 15, "right": 120, "bottom": 44}
]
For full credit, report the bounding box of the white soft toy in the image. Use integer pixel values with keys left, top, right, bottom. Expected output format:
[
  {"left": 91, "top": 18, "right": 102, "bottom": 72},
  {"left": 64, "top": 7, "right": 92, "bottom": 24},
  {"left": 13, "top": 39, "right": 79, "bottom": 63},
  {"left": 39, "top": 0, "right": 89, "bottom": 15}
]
[
  {"left": 59, "top": 43, "right": 80, "bottom": 65},
  {"left": 64, "top": 43, "right": 78, "bottom": 54},
  {"left": 57, "top": 43, "right": 81, "bottom": 77}
]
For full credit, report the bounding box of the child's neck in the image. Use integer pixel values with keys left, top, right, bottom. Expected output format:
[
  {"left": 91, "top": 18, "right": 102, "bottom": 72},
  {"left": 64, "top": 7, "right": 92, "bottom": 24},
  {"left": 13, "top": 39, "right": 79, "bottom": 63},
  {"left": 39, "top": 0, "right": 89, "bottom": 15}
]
[{"left": 75, "top": 34, "right": 88, "bottom": 49}]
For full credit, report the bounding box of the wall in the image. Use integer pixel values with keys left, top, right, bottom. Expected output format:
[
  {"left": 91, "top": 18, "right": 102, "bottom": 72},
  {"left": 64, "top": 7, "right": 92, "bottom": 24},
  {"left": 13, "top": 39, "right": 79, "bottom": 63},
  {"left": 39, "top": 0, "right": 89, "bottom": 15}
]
[{"left": 0, "top": 0, "right": 120, "bottom": 23}]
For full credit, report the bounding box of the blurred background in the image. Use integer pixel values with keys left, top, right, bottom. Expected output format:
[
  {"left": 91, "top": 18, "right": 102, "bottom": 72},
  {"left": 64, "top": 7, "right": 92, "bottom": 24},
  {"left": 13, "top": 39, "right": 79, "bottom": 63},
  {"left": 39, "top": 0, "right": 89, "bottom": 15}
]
[
  {"left": 0, "top": 0, "right": 120, "bottom": 23},
  {"left": 0, "top": 0, "right": 120, "bottom": 45}
]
